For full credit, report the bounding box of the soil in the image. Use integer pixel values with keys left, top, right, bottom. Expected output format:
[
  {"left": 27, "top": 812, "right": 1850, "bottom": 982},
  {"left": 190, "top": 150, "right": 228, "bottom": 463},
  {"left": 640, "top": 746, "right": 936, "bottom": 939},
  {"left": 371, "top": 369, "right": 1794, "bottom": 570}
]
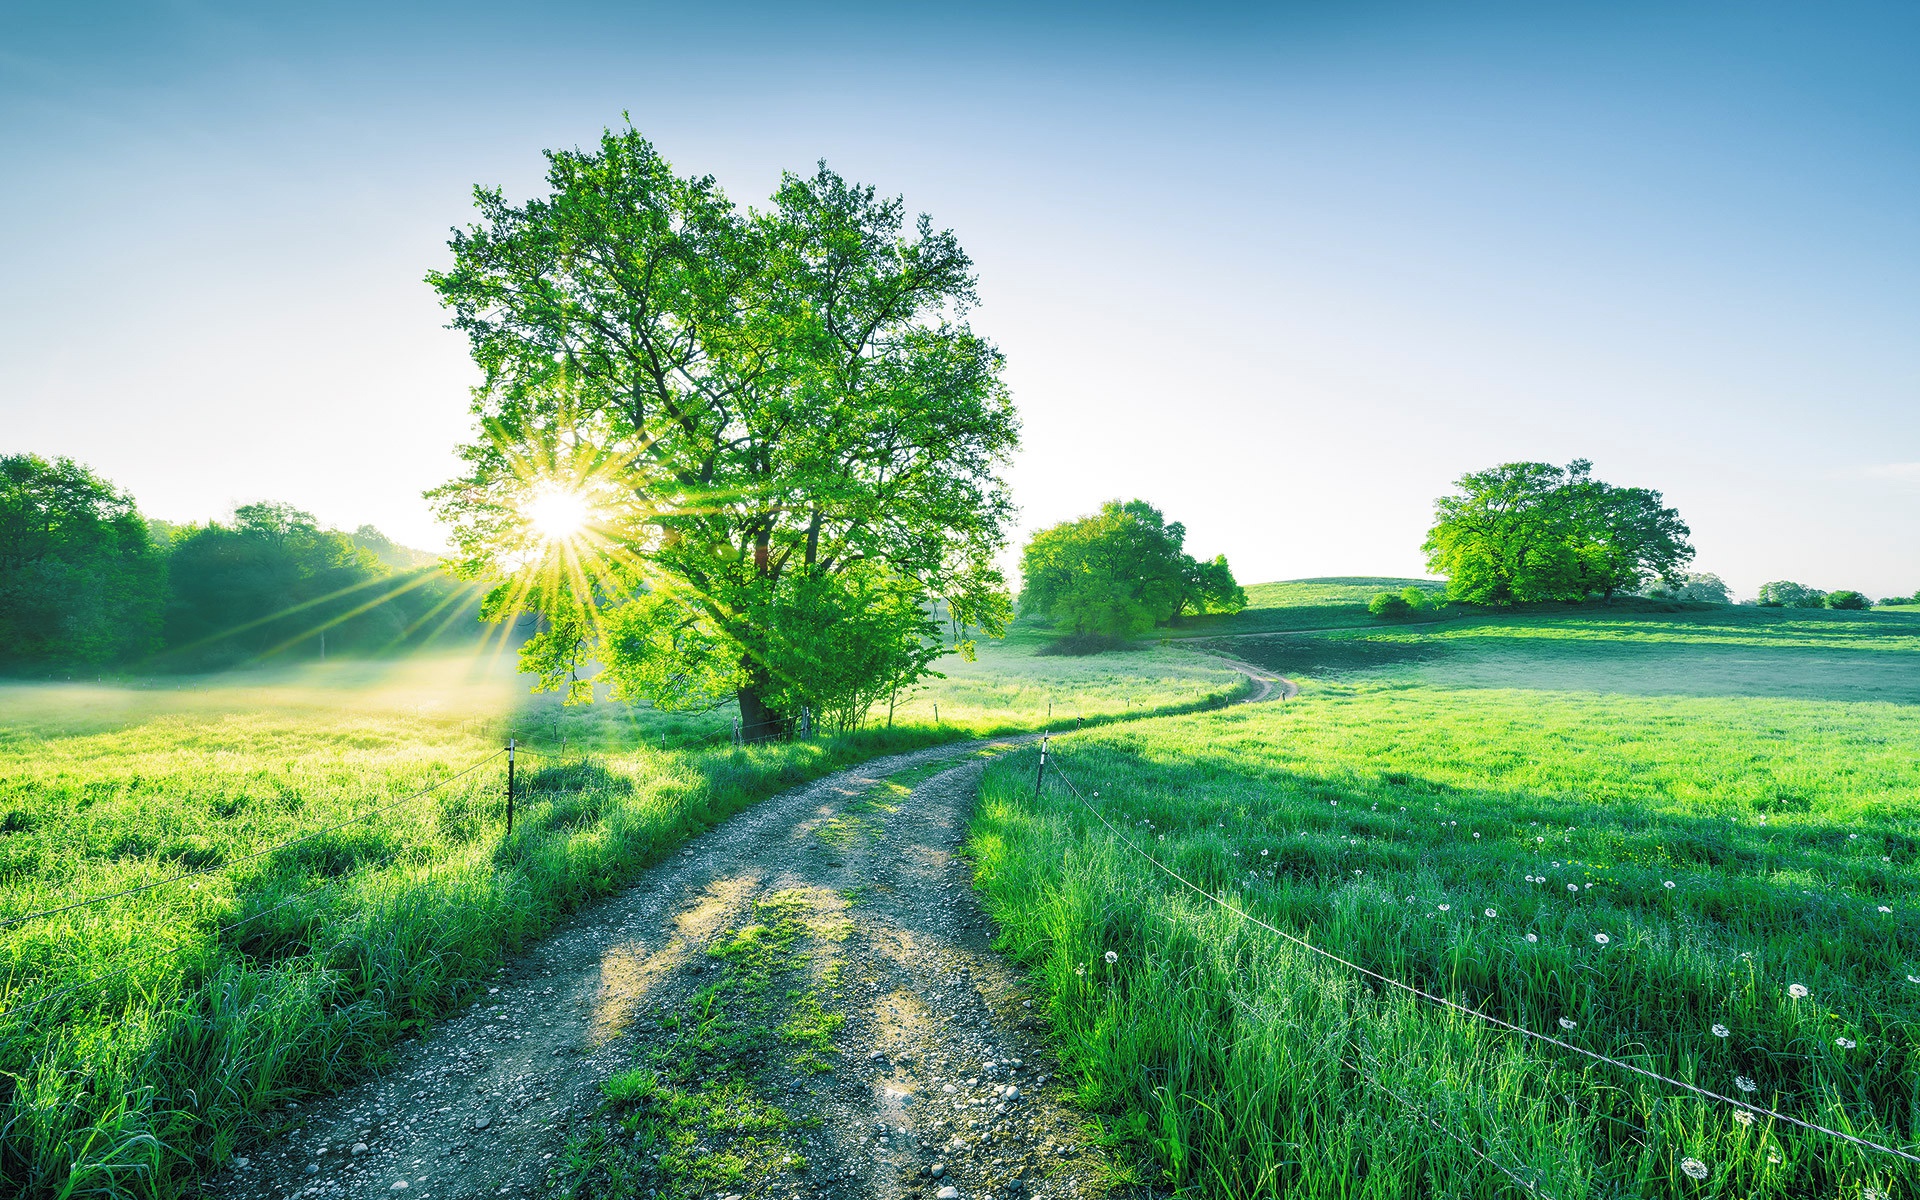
[{"left": 206, "top": 660, "right": 1286, "bottom": 1200}]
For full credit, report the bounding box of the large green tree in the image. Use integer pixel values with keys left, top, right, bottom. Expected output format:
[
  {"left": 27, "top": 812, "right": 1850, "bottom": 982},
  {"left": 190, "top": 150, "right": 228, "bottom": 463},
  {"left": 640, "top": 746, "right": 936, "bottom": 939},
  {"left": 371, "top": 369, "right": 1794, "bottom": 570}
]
[
  {"left": 1019, "top": 499, "right": 1246, "bottom": 638},
  {"left": 1423, "top": 459, "right": 1692, "bottom": 604},
  {"left": 0, "top": 454, "right": 164, "bottom": 669},
  {"left": 426, "top": 127, "right": 1018, "bottom": 735}
]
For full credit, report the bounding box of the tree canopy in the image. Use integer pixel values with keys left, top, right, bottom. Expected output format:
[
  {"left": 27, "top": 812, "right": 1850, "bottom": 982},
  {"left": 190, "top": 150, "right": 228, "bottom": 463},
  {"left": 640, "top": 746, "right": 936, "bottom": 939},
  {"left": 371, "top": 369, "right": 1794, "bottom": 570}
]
[
  {"left": 1018, "top": 499, "right": 1246, "bottom": 639},
  {"left": 0, "top": 454, "right": 163, "bottom": 668},
  {"left": 1422, "top": 459, "right": 1693, "bottom": 605},
  {"left": 426, "top": 126, "right": 1019, "bottom": 735}
]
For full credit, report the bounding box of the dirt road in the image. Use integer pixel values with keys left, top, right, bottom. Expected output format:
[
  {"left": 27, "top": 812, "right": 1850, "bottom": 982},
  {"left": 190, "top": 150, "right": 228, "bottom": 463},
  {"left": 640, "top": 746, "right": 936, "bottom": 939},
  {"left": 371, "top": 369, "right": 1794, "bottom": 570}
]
[{"left": 211, "top": 661, "right": 1285, "bottom": 1200}]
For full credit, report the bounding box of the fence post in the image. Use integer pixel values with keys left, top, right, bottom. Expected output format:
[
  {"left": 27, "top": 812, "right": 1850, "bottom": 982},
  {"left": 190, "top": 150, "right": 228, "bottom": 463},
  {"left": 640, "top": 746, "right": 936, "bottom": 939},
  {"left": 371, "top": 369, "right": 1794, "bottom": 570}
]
[
  {"left": 733, "top": 715, "right": 741, "bottom": 747},
  {"left": 934, "top": 703, "right": 939, "bottom": 726},
  {"left": 505, "top": 738, "right": 516, "bottom": 835},
  {"left": 1034, "top": 733, "right": 1048, "bottom": 797}
]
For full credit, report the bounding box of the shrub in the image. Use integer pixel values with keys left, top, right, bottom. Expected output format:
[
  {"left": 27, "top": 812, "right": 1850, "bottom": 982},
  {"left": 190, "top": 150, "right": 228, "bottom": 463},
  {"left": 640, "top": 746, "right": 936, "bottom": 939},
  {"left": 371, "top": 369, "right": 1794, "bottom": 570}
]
[
  {"left": 1825, "top": 590, "right": 1869, "bottom": 610},
  {"left": 1398, "top": 587, "right": 1427, "bottom": 612},
  {"left": 1368, "top": 592, "right": 1413, "bottom": 617}
]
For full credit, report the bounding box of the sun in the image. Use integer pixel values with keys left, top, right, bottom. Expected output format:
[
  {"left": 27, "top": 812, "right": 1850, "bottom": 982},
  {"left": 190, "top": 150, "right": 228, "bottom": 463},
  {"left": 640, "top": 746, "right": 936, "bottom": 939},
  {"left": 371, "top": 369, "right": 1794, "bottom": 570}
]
[{"left": 524, "top": 485, "right": 592, "bottom": 543}]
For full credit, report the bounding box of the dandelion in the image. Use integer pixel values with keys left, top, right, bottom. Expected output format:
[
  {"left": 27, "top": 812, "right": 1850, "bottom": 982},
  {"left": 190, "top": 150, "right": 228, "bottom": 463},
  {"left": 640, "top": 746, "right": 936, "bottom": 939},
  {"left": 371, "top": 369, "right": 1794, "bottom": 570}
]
[
  {"left": 1884, "top": 856, "right": 1892, "bottom": 862},
  {"left": 1536, "top": 836, "right": 1545, "bottom": 844},
  {"left": 1406, "top": 895, "right": 1415, "bottom": 903},
  {"left": 1735, "top": 1076, "right": 1757, "bottom": 1093},
  {"left": 1260, "top": 848, "right": 1270, "bottom": 857},
  {"left": 1711, "top": 1023, "right": 1729, "bottom": 1038},
  {"left": 1787, "top": 983, "right": 1809, "bottom": 999},
  {"left": 1568, "top": 884, "right": 1579, "bottom": 893},
  {"left": 1907, "top": 974, "right": 1920, "bottom": 984},
  {"left": 1075, "top": 965, "right": 1086, "bottom": 977},
  {"left": 1878, "top": 905, "right": 1892, "bottom": 914},
  {"left": 1558, "top": 1017, "right": 1577, "bottom": 1030},
  {"left": 1836, "top": 1036, "right": 1855, "bottom": 1049},
  {"left": 1485, "top": 908, "right": 1497, "bottom": 918},
  {"left": 1732, "top": 1110, "right": 1754, "bottom": 1127},
  {"left": 1594, "top": 933, "right": 1611, "bottom": 945},
  {"left": 1664, "top": 881, "right": 1676, "bottom": 889},
  {"left": 1680, "top": 1157, "right": 1709, "bottom": 1180},
  {"left": 1473, "top": 832, "right": 1481, "bottom": 839},
  {"left": 1849, "top": 833, "right": 1859, "bottom": 840},
  {"left": 1526, "top": 933, "right": 1539, "bottom": 943},
  {"left": 1104, "top": 950, "right": 1118, "bottom": 965},
  {"left": 1438, "top": 904, "right": 1450, "bottom": 912},
  {"left": 1525, "top": 875, "right": 1536, "bottom": 883},
  {"left": 1766, "top": 1151, "right": 1781, "bottom": 1164}
]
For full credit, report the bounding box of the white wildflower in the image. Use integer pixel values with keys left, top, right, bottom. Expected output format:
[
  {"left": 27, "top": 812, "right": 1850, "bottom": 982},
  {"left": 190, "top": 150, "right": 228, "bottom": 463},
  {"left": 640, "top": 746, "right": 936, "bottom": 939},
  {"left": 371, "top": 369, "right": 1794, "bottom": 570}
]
[
  {"left": 1438, "top": 904, "right": 1450, "bottom": 912},
  {"left": 1878, "top": 905, "right": 1892, "bottom": 914},
  {"left": 1733, "top": 1110, "right": 1754, "bottom": 1127},
  {"left": 1568, "top": 884, "right": 1579, "bottom": 893},
  {"left": 1594, "top": 933, "right": 1611, "bottom": 945},
  {"left": 1558, "top": 1017, "right": 1577, "bottom": 1030},
  {"left": 1711, "top": 1024, "right": 1729, "bottom": 1038},
  {"left": 1104, "top": 950, "right": 1118, "bottom": 964},
  {"left": 1787, "top": 983, "right": 1809, "bottom": 999},
  {"left": 1734, "top": 1076, "right": 1757, "bottom": 1093},
  {"left": 1664, "top": 880, "right": 1675, "bottom": 889},
  {"left": 1485, "top": 908, "right": 1497, "bottom": 918},
  {"left": 1836, "top": 1036, "right": 1855, "bottom": 1049},
  {"left": 1525, "top": 933, "right": 1538, "bottom": 943},
  {"left": 1680, "top": 1157, "right": 1708, "bottom": 1180}
]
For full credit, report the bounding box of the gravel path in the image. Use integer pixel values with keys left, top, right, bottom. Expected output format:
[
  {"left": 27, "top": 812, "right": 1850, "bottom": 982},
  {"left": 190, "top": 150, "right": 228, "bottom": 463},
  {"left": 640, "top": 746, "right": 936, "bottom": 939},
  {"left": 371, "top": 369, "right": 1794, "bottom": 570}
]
[{"left": 209, "top": 661, "right": 1286, "bottom": 1200}]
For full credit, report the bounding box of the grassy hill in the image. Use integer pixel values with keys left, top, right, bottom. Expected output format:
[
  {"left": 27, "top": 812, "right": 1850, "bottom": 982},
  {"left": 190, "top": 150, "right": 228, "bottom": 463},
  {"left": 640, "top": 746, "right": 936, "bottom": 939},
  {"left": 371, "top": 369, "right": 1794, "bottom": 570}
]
[
  {"left": 971, "top": 596, "right": 1920, "bottom": 1197},
  {"left": 1164, "top": 575, "right": 1449, "bottom": 637}
]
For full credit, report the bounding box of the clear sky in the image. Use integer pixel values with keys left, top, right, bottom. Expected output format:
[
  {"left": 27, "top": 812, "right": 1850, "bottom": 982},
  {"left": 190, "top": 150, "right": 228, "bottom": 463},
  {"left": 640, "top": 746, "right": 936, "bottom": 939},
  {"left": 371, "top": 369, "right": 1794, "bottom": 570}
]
[{"left": 3, "top": 1, "right": 1915, "bottom": 598}]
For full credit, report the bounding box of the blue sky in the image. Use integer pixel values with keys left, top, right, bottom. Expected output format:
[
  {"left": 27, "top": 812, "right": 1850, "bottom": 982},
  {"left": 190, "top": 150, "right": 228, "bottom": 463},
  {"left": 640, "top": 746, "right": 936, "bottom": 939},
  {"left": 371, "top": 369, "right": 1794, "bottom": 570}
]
[{"left": 2, "top": 1, "right": 1915, "bottom": 597}]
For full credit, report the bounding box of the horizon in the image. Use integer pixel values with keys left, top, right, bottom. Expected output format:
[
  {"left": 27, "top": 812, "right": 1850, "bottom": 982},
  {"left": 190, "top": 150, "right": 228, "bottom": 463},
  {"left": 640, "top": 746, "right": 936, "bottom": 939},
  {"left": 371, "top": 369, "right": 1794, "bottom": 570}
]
[{"left": 3, "top": 1, "right": 1915, "bottom": 598}]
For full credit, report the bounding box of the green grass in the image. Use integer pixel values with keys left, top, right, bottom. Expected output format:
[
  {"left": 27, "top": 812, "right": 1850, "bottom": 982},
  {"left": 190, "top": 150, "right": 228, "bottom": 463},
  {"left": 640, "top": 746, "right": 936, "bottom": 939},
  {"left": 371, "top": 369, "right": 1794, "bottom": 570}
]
[
  {"left": 1163, "top": 576, "right": 1451, "bottom": 638},
  {"left": 0, "top": 630, "right": 1241, "bottom": 1199},
  {"left": 969, "top": 602, "right": 1920, "bottom": 1198},
  {"left": 887, "top": 620, "right": 1251, "bottom": 729},
  {"left": 0, "top": 658, "right": 937, "bottom": 1198}
]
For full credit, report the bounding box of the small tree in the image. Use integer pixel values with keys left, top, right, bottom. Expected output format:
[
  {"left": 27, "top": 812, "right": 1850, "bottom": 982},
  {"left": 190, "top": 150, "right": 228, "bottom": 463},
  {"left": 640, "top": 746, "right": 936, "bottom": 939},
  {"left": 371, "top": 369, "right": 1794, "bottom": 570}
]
[
  {"left": 1756, "top": 581, "right": 1825, "bottom": 608},
  {"left": 1825, "top": 590, "right": 1869, "bottom": 611},
  {"left": 1019, "top": 500, "right": 1243, "bottom": 639},
  {"left": 1422, "top": 459, "right": 1692, "bottom": 605}
]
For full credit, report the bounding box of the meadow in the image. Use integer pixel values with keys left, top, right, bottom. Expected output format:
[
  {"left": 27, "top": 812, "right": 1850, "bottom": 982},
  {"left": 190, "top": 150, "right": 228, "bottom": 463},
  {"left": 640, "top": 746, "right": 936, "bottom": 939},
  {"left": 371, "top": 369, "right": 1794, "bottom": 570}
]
[
  {"left": 969, "top": 600, "right": 1920, "bottom": 1198},
  {"left": 0, "top": 632, "right": 1243, "bottom": 1198}
]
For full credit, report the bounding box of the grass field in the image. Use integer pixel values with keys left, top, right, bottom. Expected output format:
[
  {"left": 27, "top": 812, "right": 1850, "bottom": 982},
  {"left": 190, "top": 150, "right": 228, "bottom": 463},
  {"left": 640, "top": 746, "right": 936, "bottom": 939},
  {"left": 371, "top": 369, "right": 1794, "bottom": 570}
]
[
  {"left": 0, "top": 629, "right": 1243, "bottom": 1198},
  {"left": 1162, "top": 576, "right": 1451, "bottom": 638},
  {"left": 970, "top": 601, "right": 1920, "bottom": 1198}
]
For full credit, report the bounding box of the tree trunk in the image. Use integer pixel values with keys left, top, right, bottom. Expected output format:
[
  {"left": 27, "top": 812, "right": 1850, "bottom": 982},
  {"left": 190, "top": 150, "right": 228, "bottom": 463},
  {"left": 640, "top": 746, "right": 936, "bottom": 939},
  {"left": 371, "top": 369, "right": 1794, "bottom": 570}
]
[{"left": 737, "top": 678, "right": 784, "bottom": 742}]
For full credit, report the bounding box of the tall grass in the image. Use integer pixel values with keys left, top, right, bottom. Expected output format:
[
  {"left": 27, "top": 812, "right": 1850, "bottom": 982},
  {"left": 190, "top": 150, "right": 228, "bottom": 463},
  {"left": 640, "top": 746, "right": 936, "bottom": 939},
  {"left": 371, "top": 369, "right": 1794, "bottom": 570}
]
[
  {"left": 970, "top": 637, "right": 1920, "bottom": 1197},
  {"left": 0, "top": 662, "right": 940, "bottom": 1198}
]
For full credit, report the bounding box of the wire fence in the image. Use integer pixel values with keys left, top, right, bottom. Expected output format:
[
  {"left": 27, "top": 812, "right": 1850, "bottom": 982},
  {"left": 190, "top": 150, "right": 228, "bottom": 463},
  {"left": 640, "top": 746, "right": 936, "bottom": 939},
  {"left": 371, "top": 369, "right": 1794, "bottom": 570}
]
[{"left": 1032, "top": 737, "right": 1920, "bottom": 1187}]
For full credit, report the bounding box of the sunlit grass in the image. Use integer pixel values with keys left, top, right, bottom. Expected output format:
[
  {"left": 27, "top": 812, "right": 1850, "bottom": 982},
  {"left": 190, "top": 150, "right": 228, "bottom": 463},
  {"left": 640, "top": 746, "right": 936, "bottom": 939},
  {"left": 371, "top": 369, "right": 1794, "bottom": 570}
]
[{"left": 970, "top": 605, "right": 1920, "bottom": 1198}]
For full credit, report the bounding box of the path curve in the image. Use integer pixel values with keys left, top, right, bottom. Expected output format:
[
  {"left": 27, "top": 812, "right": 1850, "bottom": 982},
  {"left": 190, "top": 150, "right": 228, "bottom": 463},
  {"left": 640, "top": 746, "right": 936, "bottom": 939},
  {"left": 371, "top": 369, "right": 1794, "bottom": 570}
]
[{"left": 212, "top": 667, "right": 1292, "bottom": 1200}]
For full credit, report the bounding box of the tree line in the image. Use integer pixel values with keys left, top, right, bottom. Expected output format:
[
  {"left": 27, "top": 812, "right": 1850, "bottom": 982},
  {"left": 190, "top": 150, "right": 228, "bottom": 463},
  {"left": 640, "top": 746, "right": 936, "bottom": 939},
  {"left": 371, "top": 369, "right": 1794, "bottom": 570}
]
[{"left": 0, "top": 453, "right": 476, "bottom": 674}]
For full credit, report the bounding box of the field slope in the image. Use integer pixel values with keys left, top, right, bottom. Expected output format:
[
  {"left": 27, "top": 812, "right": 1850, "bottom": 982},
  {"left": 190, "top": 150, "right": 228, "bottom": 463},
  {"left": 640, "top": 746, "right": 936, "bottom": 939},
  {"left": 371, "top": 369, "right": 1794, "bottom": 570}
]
[{"left": 971, "top": 599, "right": 1920, "bottom": 1198}]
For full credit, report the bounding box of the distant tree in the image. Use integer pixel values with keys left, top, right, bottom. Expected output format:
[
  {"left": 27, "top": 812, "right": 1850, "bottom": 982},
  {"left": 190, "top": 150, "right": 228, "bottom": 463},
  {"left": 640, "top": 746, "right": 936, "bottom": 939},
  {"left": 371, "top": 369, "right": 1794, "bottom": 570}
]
[
  {"left": 1825, "top": 590, "right": 1869, "bottom": 611},
  {"left": 1369, "top": 591, "right": 1413, "bottom": 617},
  {"left": 0, "top": 454, "right": 165, "bottom": 669},
  {"left": 1019, "top": 500, "right": 1244, "bottom": 639},
  {"left": 1671, "top": 572, "right": 1731, "bottom": 603},
  {"left": 1878, "top": 591, "right": 1920, "bottom": 607},
  {"left": 1423, "top": 459, "right": 1692, "bottom": 605},
  {"left": 1755, "top": 581, "right": 1826, "bottom": 609}
]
